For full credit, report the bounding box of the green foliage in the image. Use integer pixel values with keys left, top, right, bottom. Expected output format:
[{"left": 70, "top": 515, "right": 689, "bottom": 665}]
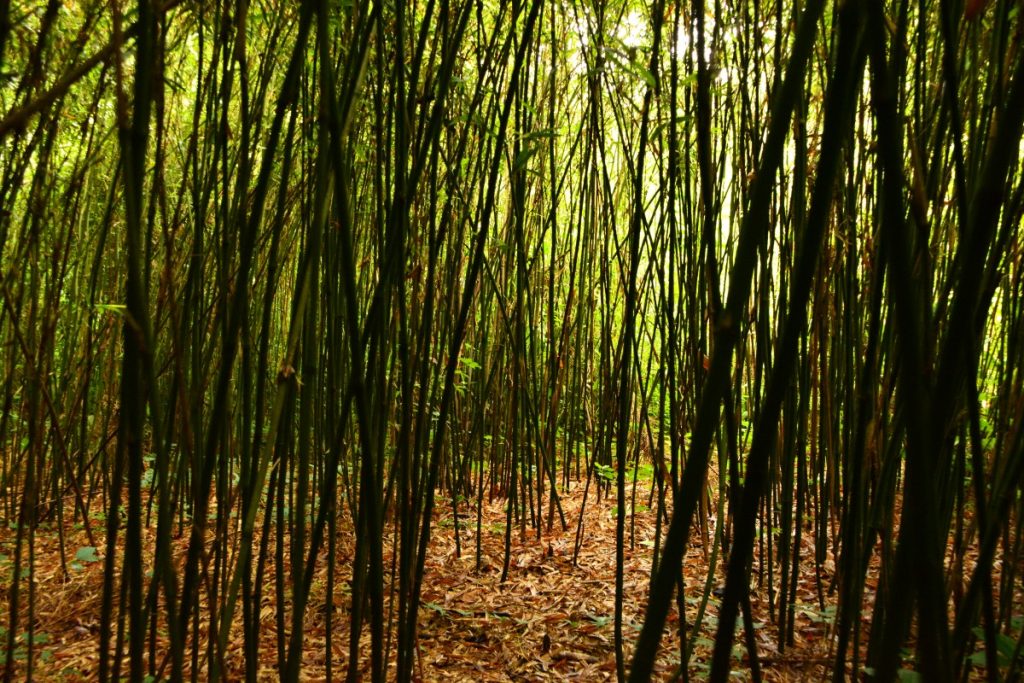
[
  {"left": 75, "top": 547, "right": 100, "bottom": 564},
  {"left": 594, "top": 463, "right": 616, "bottom": 483},
  {"left": 969, "top": 627, "right": 1024, "bottom": 669}
]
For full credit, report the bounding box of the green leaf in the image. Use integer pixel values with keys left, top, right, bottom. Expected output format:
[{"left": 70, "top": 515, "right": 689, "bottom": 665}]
[
  {"left": 995, "top": 632, "right": 1019, "bottom": 661},
  {"left": 514, "top": 146, "right": 537, "bottom": 170},
  {"left": 522, "top": 128, "right": 554, "bottom": 142},
  {"left": 75, "top": 546, "right": 100, "bottom": 563},
  {"left": 970, "top": 628, "right": 1023, "bottom": 667},
  {"left": 632, "top": 63, "right": 656, "bottom": 89}
]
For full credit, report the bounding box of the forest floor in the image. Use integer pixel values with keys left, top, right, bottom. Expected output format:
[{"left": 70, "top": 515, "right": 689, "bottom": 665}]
[{"left": 0, "top": 475, "right": 984, "bottom": 681}]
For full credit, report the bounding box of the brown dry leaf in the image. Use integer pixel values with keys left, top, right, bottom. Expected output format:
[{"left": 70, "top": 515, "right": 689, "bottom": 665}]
[{"left": 0, "top": 480, "right": 996, "bottom": 681}]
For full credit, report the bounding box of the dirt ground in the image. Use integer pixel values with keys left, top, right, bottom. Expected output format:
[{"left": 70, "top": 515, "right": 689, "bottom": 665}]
[{"left": 0, "top": 476, "right": 988, "bottom": 680}]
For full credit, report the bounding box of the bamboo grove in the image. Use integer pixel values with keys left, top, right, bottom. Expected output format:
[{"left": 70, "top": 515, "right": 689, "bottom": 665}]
[{"left": 1, "top": 0, "right": 1022, "bottom": 680}]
